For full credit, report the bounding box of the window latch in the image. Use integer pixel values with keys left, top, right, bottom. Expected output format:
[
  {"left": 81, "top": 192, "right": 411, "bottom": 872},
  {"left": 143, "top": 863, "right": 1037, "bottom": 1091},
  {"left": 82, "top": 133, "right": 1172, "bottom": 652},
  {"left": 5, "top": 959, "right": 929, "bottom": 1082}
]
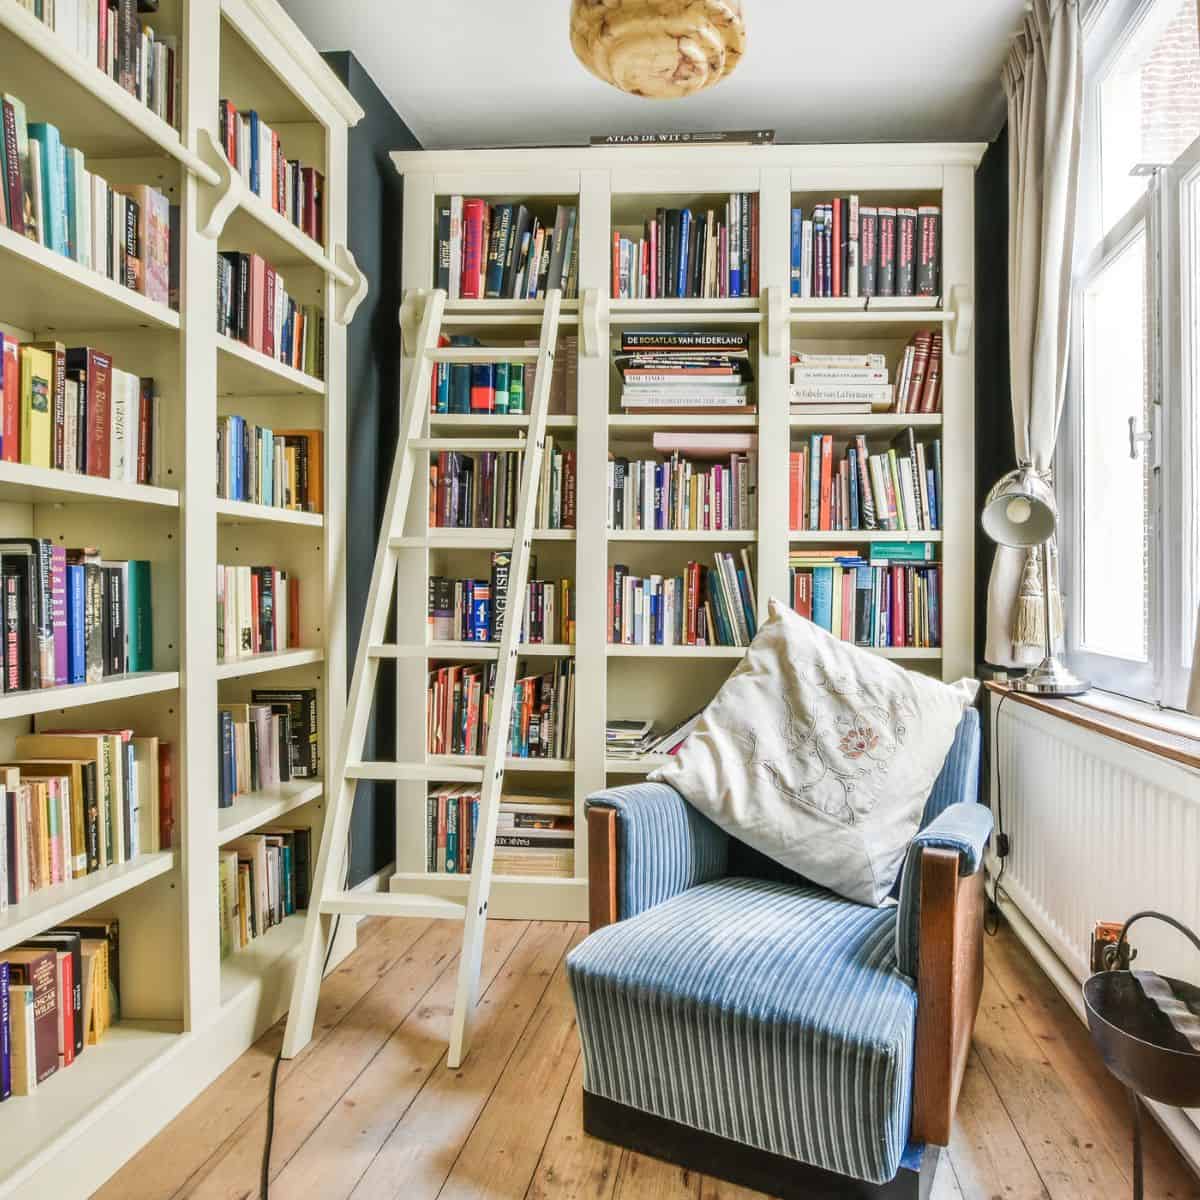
[{"left": 1128, "top": 416, "right": 1153, "bottom": 460}]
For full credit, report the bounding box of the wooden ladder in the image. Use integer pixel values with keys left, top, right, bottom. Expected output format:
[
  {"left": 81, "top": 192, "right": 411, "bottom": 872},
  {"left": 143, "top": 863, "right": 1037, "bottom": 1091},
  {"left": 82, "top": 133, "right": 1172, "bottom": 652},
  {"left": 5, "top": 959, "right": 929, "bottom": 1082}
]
[{"left": 282, "top": 286, "right": 564, "bottom": 1067}]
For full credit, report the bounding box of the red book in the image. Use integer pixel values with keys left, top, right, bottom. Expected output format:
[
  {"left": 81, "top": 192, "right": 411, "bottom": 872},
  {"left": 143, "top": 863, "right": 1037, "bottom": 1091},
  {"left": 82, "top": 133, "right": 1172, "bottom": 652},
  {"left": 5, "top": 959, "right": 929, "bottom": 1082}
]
[
  {"left": 137, "top": 377, "right": 153, "bottom": 483},
  {"left": 818, "top": 435, "right": 833, "bottom": 531},
  {"left": 563, "top": 450, "right": 577, "bottom": 528},
  {"left": 649, "top": 220, "right": 657, "bottom": 297},
  {"left": 905, "top": 332, "right": 933, "bottom": 412},
  {"left": 792, "top": 570, "right": 813, "bottom": 619},
  {"left": 249, "top": 571, "right": 260, "bottom": 653},
  {"left": 68, "top": 347, "right": 112, "bottom": 478},
  {"left": 460, "top": 199, "right": 486, "bottom": 299},
  {"left": 919, "top": 333, "right": 943, "bottom": 413},
  {"left": 1, "top": 333, "right": 19, "bottom": 464},
  {"left": 750, "top": 193, "right": 759, "bottom": 296},
  {"left": 158, "top": 740, "right": 174, "bottom": 850},
  {"left": 263, "top": 266, "right": 276, "bottom": 360},
  {"left": 893, "top": 565, "right": 906, "bottom": 647},
  {"left": 57, "top": 951, "right": 74, "bottom": 1067},
  {"left": 831, "top": 199, "right": 842, "bottom": 297},
  {"left": 788, "top": 451, "right": 802, "bottom": 530},
  {"left": 248, "top": 255, "right": 266, "bottom": 351}
]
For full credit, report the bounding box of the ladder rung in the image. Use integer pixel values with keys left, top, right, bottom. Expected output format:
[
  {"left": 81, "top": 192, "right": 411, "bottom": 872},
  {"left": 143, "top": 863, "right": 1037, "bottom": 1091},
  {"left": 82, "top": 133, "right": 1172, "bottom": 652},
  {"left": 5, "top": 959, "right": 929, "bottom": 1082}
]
[
  {"left": 411, "top": 438, "right": 528, "bottom": 452},
  {"left": 371, "top": 642, "right": 501, "bottom": 661},
  {"left": 346, "top": 760, "right": 485, "bottom": 782},
  {"left": 391, "top": 530, "right": 517, "bottom": 550},
  {"left": 428, "top": 347, "right": 542, "bottom": 364},
  {"left": 320, "top": 891, "right": 466, "bottom": 921}
]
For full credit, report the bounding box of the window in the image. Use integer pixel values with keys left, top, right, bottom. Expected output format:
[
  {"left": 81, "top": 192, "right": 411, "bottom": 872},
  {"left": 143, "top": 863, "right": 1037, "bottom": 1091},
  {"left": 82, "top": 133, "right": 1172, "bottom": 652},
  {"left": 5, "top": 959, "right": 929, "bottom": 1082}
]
[{"left": 1062, "top": 0, "right": 1200, "bottom": 706}]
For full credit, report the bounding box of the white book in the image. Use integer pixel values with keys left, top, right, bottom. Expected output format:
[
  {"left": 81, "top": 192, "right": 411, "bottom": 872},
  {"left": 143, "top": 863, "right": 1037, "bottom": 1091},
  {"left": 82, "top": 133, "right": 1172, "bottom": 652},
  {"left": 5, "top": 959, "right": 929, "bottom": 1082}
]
[
  {"left": 84, "top": 0, "right": 98, "bottom": 69},
  {"left": 63, "top": 378, "right": 78, "bottom": 473},
  {"left": 791, "top": 383, "right": 893, "bottom": 406},
  {"left": 125, "top": 372, "right": 139, "bottom": 481},
  {"left": 793, "top": 351, "right": 887, "bottom": 369},
  {"left": 92, "top": 173, "right": 106, "bottom": 276},
  {"left": 792, "top": 366, "right": 888, "bottom": 384},
  {"left": 73, "top": 153, "right": 90, "bottom": 269},
  {"left": 109, "top": 366, "right": 129, "bottom": 479},
  {"left": 133, "top": 735, "right": 159, "bottom": 857},
  {"left": 448, "top": 195, "right": 463, "bottom": 298},
  {"left": 800, "top": 219, "right": 813, "bottom": 298}
]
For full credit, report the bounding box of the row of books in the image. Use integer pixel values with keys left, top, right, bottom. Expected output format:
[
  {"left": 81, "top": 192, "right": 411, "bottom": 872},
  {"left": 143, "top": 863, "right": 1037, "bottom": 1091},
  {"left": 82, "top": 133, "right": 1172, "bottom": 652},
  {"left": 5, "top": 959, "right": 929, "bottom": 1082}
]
[
  {"left": 893, "top": 332, "right": 943, "bottom": 414},
  {"left": 21, "top": 0, "right": 179, "bottom": 127},
  {"left": 436, "top": 199, "right": 579, "bottom": 300},
  {"left": 425, "top": 791, "right": 574, "bottom": 879},
  {"left": 610, "top": 196, "right": 759, "bottom": 299},
  {"left": 607, "top": 445, "right": 757, "bottom": 532},
  {"left": 428, "top": 444, "right": 576, "bottom": 530},
  {"left": 0, "top": 336, "right": 161, "bottom": 483},
  {"left": 789, "top": 545, "right": 941, "bottom": 648},
  {"left": 217, "top": 687, "right": 320, "bottom": 804},
  {"left": 608, "top": 552, "right": 758, "bottom": 647},
  {"left": 789, "top": 338, "right": 943, "bottom": 416},
  {"left": 616, "top": 328, "right": 754, "bottom": 414},
  {"left": 2, "top": 732, "right": 171, "bottom": 906},
  {"left": 605, "top": 713, "right": 701, "bottom": 761},
  {"left": 218, "top": 827, "right": 312, "bottom": 957},
  {"left": 426, "top": 660, "right": 575, "bottom": 760},
  {"left": 1, "top": 99, "right": 176, "bottom": 305},
  {"left": 429, "top": 333, "right": 579, "bottom": 417},
  {"left": 0, "top": 541, "right": 152, "bottom": 692},
  {"left": 428, "top": 561, "right": 575, "bottom": 646},
  {"left": 217, "top": 101, "right": 324, "bottom": 242},
  {"left": 216, "top": 564, "right": 300, "bottom": 661},
  {"left": 216, "top": 418, "right": 324, "bottom": 513},
  {"left": 217, "top": 251, "right": 325, "bottom": 380},
  {"left": 789, "top": 200, "right": 939, "bottom": 299},
  {"left": 1, "top": 918, "right": 121, "bottom": 1098},
  {"left": 789, "top": 430, "right": 942, "bottom": 533}
]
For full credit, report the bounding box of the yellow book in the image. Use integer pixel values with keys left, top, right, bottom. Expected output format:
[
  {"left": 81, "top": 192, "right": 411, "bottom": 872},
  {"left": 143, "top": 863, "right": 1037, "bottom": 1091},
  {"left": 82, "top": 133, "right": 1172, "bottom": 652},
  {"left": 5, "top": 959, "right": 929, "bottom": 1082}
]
[{"left": 19, "top": 344, "right": 52, "bottom": 468}]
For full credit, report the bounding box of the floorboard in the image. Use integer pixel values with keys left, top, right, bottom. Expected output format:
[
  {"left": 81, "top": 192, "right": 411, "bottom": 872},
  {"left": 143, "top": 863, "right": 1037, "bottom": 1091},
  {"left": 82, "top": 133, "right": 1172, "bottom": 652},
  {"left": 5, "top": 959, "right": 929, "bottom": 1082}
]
[{"left": 97, "top": 916, "right": 1200, "bottom": 1200}]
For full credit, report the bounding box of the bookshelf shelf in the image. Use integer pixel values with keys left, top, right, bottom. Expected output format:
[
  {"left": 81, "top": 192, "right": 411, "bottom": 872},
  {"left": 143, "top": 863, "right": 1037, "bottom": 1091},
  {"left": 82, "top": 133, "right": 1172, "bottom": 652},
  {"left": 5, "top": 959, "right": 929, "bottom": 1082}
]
[
  {"left": 0, "top": 671, "right": 180, "bottom": 721},
  {"left": 428, "top": 754, "right": 575, "bottom": 774},
  {"left": 215, "top": 648, "right": 324, "bottom": 680},
  {"left": 0, "top": 224, "right": 181, "bottom": 334},
  {"left": 607, "top": 529, "right": 756, "bottom": 542},
  {"left": 223, "top": 188, "right": 333, "bottom": 274},
  {"left": 217, "top": 781, "right": 324, "bottom": 845},
  {"left": 216, "top": 332, "right": 326, "bottom": 397},
  {"left": 609, "top": 413, "right": 758, "bottom": 429},
  {"left": 788, "top": 413, "right": 943, "bottom": 433},
  {"left": 606, "top": 644, "right": 747, "bottom": 658},
  {"left": 0, "top": 463, "right": 180, "bottom": 508},
  {"left": 429, "top": 414, "right": 578, "bottom": 430},
  {"left": 0, "top": 851, "right": 177, "bottom": 954},
  {"left": 609, "top": 298, "right": 760, "bottom": 315},
  {"left": 417, "top": 641, "right": 574, "bottom": 660},
  {"left": 604, "top": 756, "right": 670, "bottom": 775},
  {"left": 788, "top": 530, "right": 943, "bottom": 543},
  {"left": 218, "top": 911, "right": 306, "bottom": 1009},
  {"left": 442, "top": 298, "right": 580, "bottom": 315},
  {"left": 214, "top": 497, "right": 324, "bottom": 527},
  {"left": 789, "top": 307, "right": 950, "bottom": 340}
]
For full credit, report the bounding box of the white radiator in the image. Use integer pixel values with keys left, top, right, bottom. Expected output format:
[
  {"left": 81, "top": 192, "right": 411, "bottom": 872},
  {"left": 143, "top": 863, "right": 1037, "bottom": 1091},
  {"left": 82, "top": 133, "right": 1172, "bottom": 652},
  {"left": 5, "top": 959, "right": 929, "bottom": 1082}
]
[{"left": 991, "top": 696, "right": 1200, "bottom": 1161}]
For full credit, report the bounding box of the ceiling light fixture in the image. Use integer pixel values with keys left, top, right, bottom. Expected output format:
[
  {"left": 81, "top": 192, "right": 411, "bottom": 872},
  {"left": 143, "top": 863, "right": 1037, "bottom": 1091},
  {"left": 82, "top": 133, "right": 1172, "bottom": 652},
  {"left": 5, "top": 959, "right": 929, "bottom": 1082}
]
[{"left": 570, "top": 0, "right": 745, "bottom": 99}]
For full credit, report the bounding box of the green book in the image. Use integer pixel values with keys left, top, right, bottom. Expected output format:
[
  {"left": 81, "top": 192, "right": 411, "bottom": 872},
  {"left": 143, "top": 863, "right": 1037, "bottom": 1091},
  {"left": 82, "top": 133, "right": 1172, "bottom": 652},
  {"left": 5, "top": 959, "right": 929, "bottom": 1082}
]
[
  {"left": 126, "top": 560, "right": 153, "bottom": 673},
  {"left": 868, "top": 541, "right": 937, "bottom": 563}
]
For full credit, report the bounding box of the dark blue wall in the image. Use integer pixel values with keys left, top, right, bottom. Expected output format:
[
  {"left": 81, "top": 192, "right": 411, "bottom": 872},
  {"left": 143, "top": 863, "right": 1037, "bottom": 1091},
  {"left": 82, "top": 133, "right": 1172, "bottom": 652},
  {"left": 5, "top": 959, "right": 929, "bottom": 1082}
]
[{"left": 322, "top": 52, "right": 420, "bottom": 885}]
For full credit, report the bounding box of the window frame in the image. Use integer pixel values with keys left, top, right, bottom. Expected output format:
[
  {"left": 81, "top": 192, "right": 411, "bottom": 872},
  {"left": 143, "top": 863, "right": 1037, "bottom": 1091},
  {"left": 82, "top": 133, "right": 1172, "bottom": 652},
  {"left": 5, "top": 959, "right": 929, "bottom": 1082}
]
[{"left": 1061, "top": 0, "right": 1199, "bottom": 708}]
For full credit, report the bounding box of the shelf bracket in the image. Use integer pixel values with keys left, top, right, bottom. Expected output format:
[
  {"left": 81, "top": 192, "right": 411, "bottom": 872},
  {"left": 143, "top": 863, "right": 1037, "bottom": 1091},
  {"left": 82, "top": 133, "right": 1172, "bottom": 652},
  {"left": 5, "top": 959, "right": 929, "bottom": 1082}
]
[
  {"left": 580, "top": 287, "right": 603, "bottom": 358},
  {"left": 399, "top": 289, "right": 429, "bottom": 354},
  {"left": 195, "top": 128, "right": 242, "bottom": 240},
  {"left": 947, "top": 283, "right": 974, "bottom": 356},
  {"left": 333, "top": 244, "right": 369, "bottom": 325},
  {"left": 765, "top": 285, "right": 786, "bottom": 357}
]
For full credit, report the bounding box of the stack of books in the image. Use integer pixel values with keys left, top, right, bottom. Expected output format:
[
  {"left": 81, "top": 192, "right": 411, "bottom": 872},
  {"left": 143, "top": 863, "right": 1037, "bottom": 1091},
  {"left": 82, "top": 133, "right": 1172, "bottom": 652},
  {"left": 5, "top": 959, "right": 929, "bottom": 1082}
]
[
  {"left": 435, "top": 199, "right": 579, "bottom": 300},
  {"left": 426, "top": 660, "right": 575, "bottom": 760},
  {"left": 216, "top": 251, "right": 325, "bottom": 379},
  {"left": 0, "top": 337, "right": 161, "bottom": 483},
  {"left": 789, "top": 543, "right": 941, "bottom": 649},
  {"left": 216, "top": 418, "right": 323, "bottom": 512},
  {"left": 607, "top": 438, "right": 757, "bottom": 532},
  {"left": 428, "top": 443, "right": 575, "bottom": 530},
  {"left": 608, "top": 551, "right": 757, "bottom": 647},
  {"left": 1, "top": 918, "right": 123, "bottom": 1098},
  {"left": 605, "top": 713, "right": 702, "bottom": 761},
  {"left": 0, "top": 541, "right": 152, "bottom": 691},
  {"left": 218, "top": 102, "right": 323, "bottom": 241},
  {"left": 790, "top": 199, "right": 940, "bottom": 300},
  {"left": 610, "top": 195, "right": 759, "bottom": 299},
  {"left": 1, "top": 730, "right": 170, "bottom": 897},
  {"left": 215, "top": 563, "right": 300, "bottom": 659},
  {"left": 789, "top": 429, "right": 942, "bottom": 533},
  {"left": 217, "top": 700, "right": 300, "bottom": 806},
  {"left": 893, "top": 331, "right": 943, "bottom": 413},
  {"left": 428, "top": 557, "right": 574, "bottom": 646},
  {"left": 218, "top": 828, "right": 312, "bottom": 956},
  {"left": 791, "top": 352, "right": 892, "bottom": 415},
  {"left": 0, "top": 98, "right": 176, "bottom": 305},
  {"left": 617, "top": 329, "right": 754, "bottom": 414},
  {"left": 424, "top": 791, "right": 575, "bottom": 879}
]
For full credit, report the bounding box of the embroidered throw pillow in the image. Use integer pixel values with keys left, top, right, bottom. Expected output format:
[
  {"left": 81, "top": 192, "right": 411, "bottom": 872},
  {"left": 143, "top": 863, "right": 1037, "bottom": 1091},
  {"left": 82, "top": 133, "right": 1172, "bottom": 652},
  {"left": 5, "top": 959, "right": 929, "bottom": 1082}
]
[{"left": 650, "top": 599, "right": 978, "bottom": 906}]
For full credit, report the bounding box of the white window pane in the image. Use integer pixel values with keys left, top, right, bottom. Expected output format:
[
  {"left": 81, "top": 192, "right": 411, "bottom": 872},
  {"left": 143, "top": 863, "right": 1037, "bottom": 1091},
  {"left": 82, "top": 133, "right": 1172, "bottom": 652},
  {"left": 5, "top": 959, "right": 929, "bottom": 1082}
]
[
  {"left": 1080, "top": 231, "right": 1151, "bottom": 661},
  {"left": 1183, "top": 160, "right": 1200, "bottom": 669},
  {"left": 1100, "top": 0, "right": 1200, "bottom": 229}
]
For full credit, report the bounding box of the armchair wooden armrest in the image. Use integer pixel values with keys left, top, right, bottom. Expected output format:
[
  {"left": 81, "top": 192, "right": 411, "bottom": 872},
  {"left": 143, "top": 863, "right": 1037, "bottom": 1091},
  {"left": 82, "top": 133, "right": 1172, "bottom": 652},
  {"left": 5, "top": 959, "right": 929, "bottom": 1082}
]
[{"left": 588, "top": 806, "right": 619, "bottom": 932}]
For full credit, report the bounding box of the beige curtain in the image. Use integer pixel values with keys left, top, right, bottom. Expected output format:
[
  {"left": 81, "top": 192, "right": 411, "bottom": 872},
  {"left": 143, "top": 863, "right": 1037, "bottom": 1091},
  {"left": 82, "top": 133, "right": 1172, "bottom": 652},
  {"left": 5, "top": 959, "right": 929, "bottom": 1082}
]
[{"left": 984, "top": 0, "right": 1084, "bottom": 667}]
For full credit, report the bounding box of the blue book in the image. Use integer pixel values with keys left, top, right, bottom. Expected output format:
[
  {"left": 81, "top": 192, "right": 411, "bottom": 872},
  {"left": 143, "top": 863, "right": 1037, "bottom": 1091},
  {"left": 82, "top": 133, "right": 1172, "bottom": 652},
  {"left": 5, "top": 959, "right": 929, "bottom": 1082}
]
[
  {"left": 449, "top": 336, "right": 477, "bottom": 413},
  {"left": 734, "top": 567, "right": 756, "bottom": 639},
  {"left": 248, "top": 111, "right": 261, "bottom": 195},
  {"left": 66, "top": 564, "right": 86, "bottom": 684},
  {"left": 848, "top": 447, "right": 860, "bottom": 529},
  {"left": 855, "top": 566, "right": 874, "bottom": 646},
  {"left": 218, "top": 710, "right": 234, "bottom": 807},
  {"left": 650, "top": 591, "right": 661, "bottom": 644},
  {"left": 729, "top": 194, "right": 742, "bottom": 296},
  {"left": 677, "top": 208, "right": 692, "bottom": 297},
  {"left": 231, "top": 416, "right": 244, "bottom": 500},
  {"left": 790, "top": 208, "right": 803, "bottom": 296},
  {"left": 62, "top": 145, "right": 77, "bottom": 261},
  {"left": 28, "top": 122, "right": 65, "bottom": 254},
  {"left": 445, "top": 800, "right": 458, "bottom": 874},
  {"left": 469, "top": 588, "right": 490, "bottom": 641},
  {"left": 926, "top": 467, "right": 939, "bottom": 529},
  {"left": 808, "top": 434, "right": 821, "bottom": 530},
  {"left": 928, "top": 567, "right": 941, "bottom": 644},
  {"left": 0, "top": 961, "right": 10, "bottom": 1102},
  {"left": 435, "top": 363, "right": 450, "bottom": 413},
  {"left": 812, "top": 567, "right": 834, "bottom": 632},
  {"left": 263, "top": 429, "right": 274, "bottom": 507}
]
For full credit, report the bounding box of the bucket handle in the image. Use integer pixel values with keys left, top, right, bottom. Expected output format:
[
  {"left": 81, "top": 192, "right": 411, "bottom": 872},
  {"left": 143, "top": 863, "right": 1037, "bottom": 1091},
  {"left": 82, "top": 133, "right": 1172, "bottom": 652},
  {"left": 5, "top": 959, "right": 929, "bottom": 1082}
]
[{"left": 1106, "top": 910, "right": 1200, "bottom": 972}]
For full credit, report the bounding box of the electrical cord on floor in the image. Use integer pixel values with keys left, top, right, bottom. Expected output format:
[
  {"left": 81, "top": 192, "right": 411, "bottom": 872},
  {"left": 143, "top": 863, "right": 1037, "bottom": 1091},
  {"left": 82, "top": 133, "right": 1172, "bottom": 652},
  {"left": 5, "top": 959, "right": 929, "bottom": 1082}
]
[
  {"left": 984, "top": 690, "right": 1012, "bottom": 937},
  {"left": 261, "top": 837, "right": 350, "bottom": 1199}
]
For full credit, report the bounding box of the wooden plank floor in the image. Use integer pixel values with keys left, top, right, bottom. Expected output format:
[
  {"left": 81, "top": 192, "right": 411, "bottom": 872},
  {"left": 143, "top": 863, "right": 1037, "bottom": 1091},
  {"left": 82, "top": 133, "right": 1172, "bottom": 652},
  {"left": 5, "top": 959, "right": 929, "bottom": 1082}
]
[{"left": 96, "top": 917, "right": 1200, "bottom": 1200}]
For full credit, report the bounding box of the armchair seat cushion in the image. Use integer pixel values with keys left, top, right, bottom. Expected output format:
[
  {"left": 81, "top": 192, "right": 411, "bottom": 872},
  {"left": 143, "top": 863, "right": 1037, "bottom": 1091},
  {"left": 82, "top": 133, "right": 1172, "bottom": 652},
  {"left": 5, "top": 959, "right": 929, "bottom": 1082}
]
[{"left": 567, "top": 876, "right": 918, "bottom": 1186}]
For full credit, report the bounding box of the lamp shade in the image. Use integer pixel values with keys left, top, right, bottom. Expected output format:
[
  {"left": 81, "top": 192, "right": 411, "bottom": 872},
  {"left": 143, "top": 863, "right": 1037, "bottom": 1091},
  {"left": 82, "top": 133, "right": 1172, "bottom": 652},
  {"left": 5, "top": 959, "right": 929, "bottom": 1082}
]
[{"left": 982, "top": 466, "right": 1057, "bottom": 548}]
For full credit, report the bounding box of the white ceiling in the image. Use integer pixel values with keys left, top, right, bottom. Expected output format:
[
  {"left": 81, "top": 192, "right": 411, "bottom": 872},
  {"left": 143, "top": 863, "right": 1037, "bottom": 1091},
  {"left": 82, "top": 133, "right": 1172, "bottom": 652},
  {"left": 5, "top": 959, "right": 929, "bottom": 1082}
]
[{"left": 280, "top": 1, "right": 1024, "bottom": 149}]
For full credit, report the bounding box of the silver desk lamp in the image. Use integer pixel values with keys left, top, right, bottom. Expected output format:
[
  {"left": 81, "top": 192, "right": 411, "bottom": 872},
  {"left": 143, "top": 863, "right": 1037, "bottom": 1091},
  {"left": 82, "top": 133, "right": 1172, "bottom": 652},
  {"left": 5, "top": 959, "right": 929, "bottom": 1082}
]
[{"left": 982, "top": 466, "right": 1089, "bottom": 697}]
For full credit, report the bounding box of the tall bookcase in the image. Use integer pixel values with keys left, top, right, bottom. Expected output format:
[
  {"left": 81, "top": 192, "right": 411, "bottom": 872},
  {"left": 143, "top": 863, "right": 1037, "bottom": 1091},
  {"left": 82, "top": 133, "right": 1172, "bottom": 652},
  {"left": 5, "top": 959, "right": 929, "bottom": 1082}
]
[
  {"left": 391, "top": 144, "right": 982, "bottom": 923},
  {"left": 0, "top": 0, "right": 365, "bottom": 1193}
]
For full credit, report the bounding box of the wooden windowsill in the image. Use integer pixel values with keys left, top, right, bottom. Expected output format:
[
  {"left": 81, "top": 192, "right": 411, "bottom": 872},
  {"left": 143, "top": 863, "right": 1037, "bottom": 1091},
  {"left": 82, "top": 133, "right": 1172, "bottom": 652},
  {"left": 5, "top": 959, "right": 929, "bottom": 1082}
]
[{"left": 984, "top": 681, "right": 1200, "bottom": 772}]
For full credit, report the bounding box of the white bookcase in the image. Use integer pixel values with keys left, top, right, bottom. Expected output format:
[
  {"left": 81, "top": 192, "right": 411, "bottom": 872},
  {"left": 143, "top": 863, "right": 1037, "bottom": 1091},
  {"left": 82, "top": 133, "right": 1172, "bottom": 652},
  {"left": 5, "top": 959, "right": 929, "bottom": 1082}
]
[
  {"left": 391, "top": 143, "right": 983, "bottom": 924},
  {"left": 0, "top": 0, "right": 366, "bottom": 1193}
]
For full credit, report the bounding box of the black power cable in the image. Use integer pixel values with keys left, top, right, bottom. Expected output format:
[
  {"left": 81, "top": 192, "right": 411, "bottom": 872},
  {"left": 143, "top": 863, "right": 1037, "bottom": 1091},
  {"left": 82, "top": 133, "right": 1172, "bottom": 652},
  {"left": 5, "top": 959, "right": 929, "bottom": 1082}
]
[{"left": 985, "top": 689, "right": 1013, "bottom": 936}]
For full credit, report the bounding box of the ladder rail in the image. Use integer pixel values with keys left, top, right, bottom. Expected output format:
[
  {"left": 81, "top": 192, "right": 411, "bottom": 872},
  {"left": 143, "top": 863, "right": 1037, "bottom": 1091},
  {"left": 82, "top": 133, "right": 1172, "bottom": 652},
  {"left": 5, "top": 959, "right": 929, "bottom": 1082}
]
[
  {"left": 446, "top": 288, "right": 564, "bottom": 1067},
  {"left": 281, "top": 288, "right": 446, "bottom": 1059}
]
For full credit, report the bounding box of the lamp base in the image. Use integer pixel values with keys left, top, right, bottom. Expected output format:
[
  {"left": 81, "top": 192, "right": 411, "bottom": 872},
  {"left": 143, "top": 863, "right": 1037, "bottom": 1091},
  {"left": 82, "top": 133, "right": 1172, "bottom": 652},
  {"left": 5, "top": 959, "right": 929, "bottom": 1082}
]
[{"left": 1012, "top": 655, "right": 1090, "bottom": 698}]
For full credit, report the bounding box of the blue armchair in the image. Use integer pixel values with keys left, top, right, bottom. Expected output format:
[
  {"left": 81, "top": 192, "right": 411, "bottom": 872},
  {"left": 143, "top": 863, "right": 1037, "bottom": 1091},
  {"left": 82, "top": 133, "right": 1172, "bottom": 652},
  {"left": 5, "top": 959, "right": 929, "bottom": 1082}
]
[{"left": 567, "top": 710, "right": 991, "bottom": 1200}]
